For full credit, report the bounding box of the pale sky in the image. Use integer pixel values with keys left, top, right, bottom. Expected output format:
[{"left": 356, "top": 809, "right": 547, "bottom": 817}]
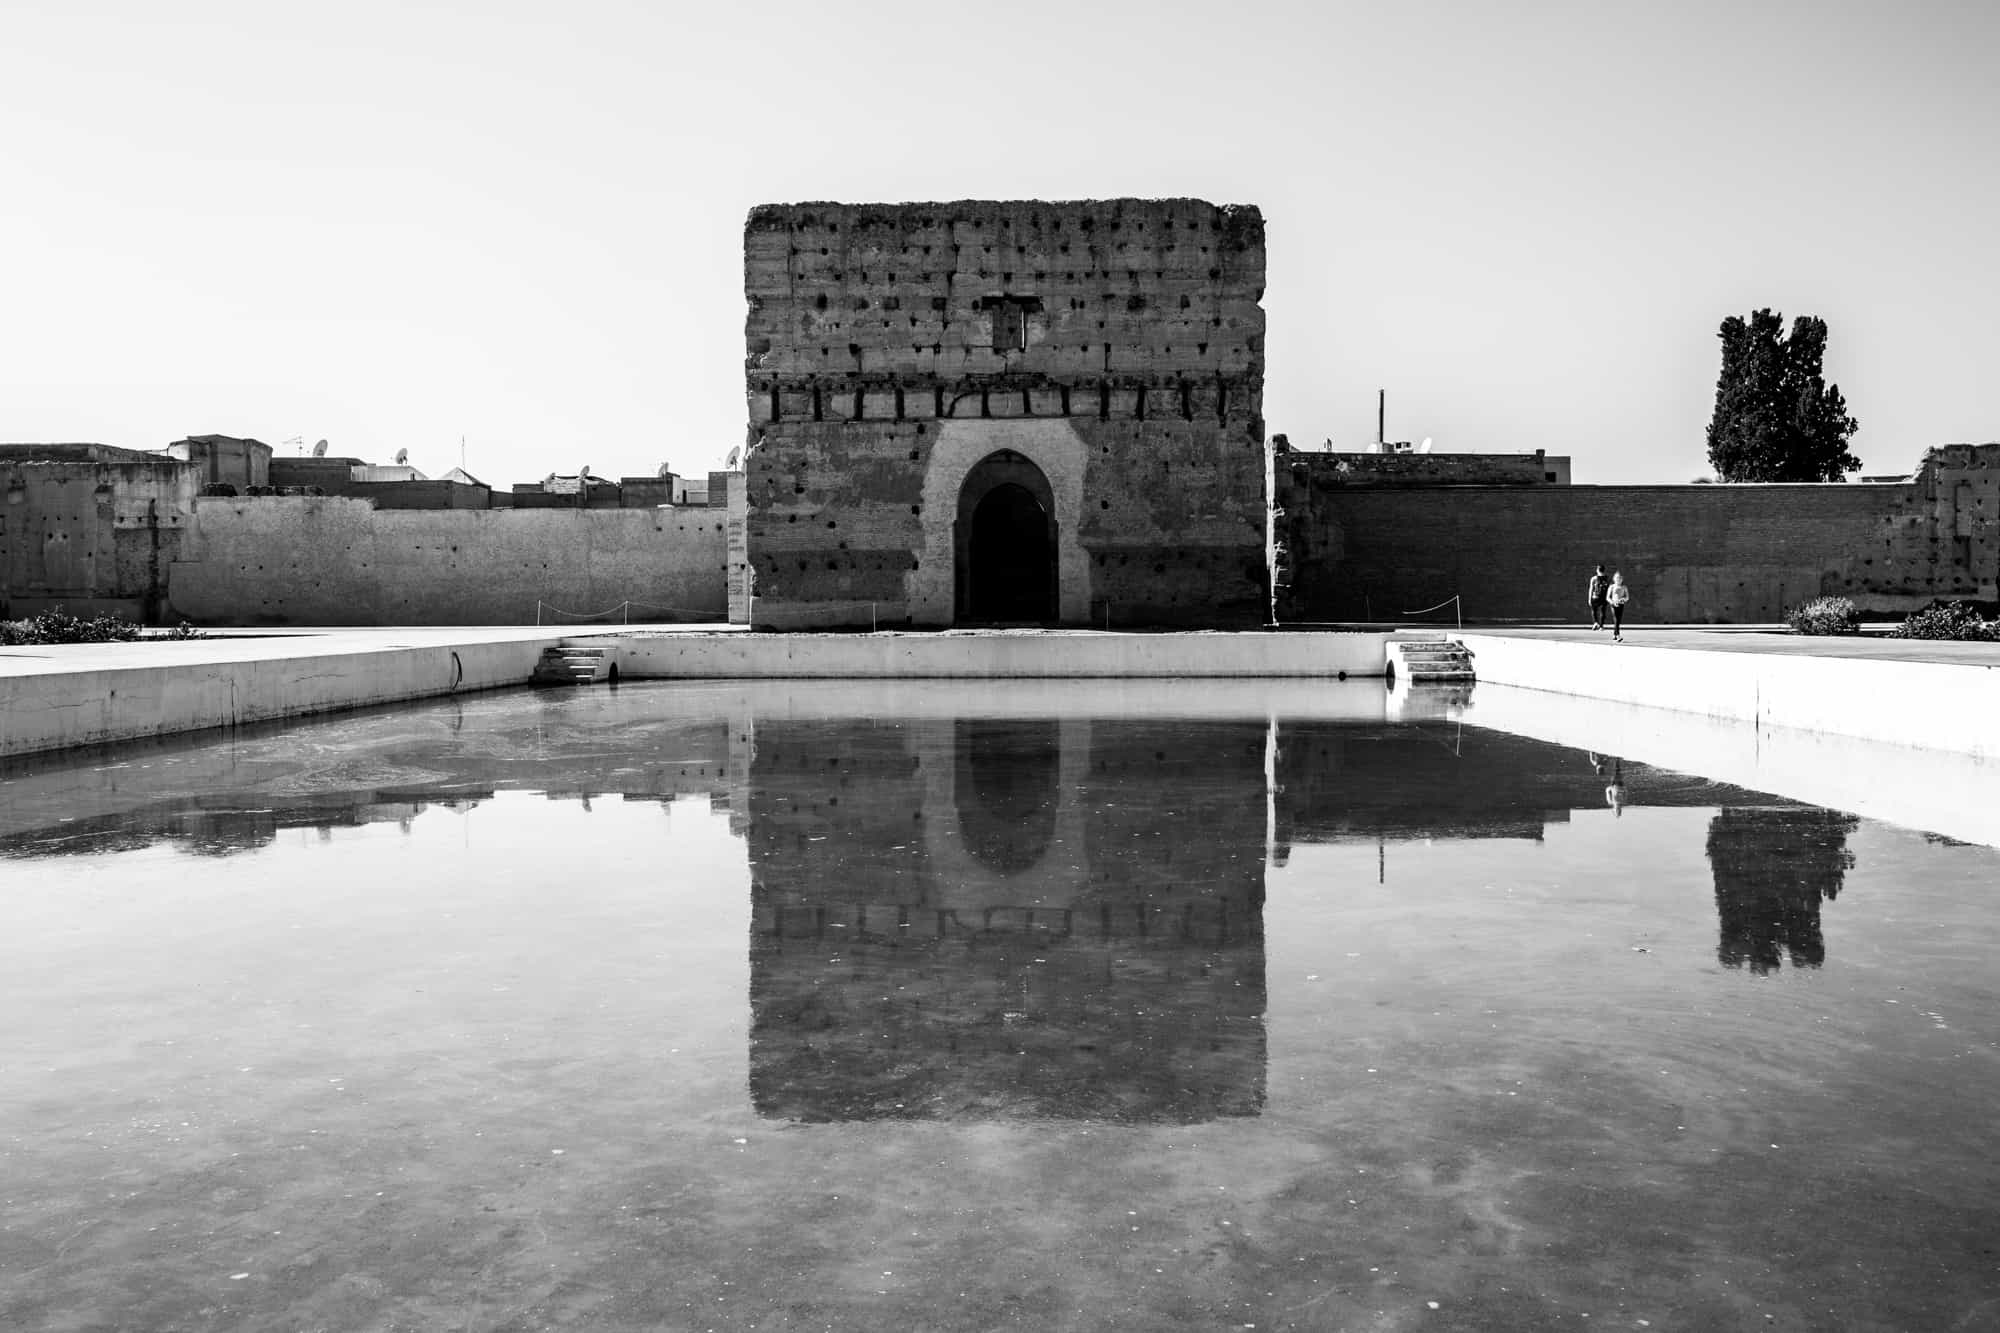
[{"left": 3, "top": 0, "right": 1994, "bottom": 485}]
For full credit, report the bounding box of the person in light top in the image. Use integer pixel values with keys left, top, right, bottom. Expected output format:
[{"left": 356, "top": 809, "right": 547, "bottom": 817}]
[{"left": 1606, "top": 570, "right": 1632, "bottom": 641}]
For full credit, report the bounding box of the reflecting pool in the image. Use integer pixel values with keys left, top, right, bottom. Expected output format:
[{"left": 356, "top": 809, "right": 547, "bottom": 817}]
[{"left": 2, "top": 681, "right": 1997, "bottom": 1331}]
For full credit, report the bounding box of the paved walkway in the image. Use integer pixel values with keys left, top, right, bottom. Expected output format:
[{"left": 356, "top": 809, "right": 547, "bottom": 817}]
[
  {"left": 5, "top": 622, "right": 1997, "bottom": 680},
  {"left": 1452, "top": 623, "right": 2000, "bottom": 667},
  {"left": 0, "top": 626, "right": 734, "bottom": 680}
]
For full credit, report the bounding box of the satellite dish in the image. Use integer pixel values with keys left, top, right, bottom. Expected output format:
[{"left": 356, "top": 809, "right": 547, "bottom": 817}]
[
  {"left": 723, "top": 446, "right": 740, "bottom": 469},
  {"left": 657, "top": 460, "right": 673, "bottom": 478},
  {"left": 581, "top": 463, "right": 592, "bottom": 480},
  {"left": 312, "top": 439, "right": 329, "bottom": 457},
  {"left": 1418, "top": 437, "right": 1433, "bottom": 454},
  {"left": 393, "top": 448, "right": 408, "bottom": 465}
]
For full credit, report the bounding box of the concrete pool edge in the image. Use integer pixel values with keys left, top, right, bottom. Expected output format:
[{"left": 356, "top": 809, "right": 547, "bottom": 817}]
[
  {"left": 0, "top": 629, "right": 569, "bottom": 760},
  {"left": 6, "top": 624, "right": 1998, "bottom": 763},
  {"left": 1, "top": 629, "right": 1396, "bottom": 760},
  {"left": 586, "top": 629, "right": 1395, "bottom": 679}
]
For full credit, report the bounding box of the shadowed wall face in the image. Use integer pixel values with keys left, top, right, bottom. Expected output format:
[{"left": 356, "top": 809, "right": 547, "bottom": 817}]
[
  {"left": 1274, "top": 444, "right": 2000, "bottom": 624},
  {"left": 742, "top": 199, "right": 1269, "bottom": 629}
]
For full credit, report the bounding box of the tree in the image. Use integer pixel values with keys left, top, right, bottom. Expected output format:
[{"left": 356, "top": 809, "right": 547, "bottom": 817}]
[{"left": 1705, "top": 309, "right": 1861, "bottom": 482}]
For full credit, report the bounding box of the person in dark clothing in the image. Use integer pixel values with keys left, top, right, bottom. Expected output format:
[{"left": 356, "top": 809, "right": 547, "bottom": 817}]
[{"left": 1587, "top": 564, "right": 1609, "bottom": 630}]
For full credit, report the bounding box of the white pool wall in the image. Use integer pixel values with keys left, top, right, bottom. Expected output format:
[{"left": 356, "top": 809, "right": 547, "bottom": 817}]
[
  {"left": 1458, "top": 633, "right": 2000, "bottom": 761},
  {"left": 599, "top": 631, "right": 1392, "bottom": 679}
]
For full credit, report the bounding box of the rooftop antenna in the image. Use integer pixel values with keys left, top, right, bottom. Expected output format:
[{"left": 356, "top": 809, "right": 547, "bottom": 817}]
[{"left": 1377, "top": 388, "right": 1386, "bottom": 451}]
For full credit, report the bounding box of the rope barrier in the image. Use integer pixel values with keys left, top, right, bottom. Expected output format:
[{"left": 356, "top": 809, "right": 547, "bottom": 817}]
[
  {"left": 1399, "top": 593, "right": 1462, "bottom": 631},
  {"left": 533, "top": 599, "right": 728, "bottom": 625}
]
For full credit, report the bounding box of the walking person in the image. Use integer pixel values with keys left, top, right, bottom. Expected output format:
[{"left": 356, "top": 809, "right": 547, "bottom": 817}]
[
  {"left": 1587, "top": 564, "right": 1609, "bottom": 630},
  {"left": 1607, "top": 569, "right": 1631, "bottom": 641}
]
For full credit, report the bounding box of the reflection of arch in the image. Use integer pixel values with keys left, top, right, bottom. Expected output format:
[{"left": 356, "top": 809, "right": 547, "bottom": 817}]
[
  {"left": 956, "top": 451, "right": 1056, "bottom": 623},
  {"left": 954, "top": 719, "right": 1058, "bottom": 873}
]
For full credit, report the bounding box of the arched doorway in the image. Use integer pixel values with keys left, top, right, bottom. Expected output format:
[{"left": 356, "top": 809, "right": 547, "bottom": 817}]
[{"left": 956, "top": 451, "right": 1057, "bottom": 623}]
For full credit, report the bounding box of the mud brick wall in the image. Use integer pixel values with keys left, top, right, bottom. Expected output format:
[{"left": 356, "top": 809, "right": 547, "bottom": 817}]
[
  {"left": 167, "top": 497, "right": 728, "bottom": 625},
  {"left": 1, "top": 460, "right": 197, "bottom": 622},
  {"left": 1274, "top": 445, "right": 2000, "bottom": 624},
  {"left": 742, "top": 198, "right": 1268, "bottom": 628}
]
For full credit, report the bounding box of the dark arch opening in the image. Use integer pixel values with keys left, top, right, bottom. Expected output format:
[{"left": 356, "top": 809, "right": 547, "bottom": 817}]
[
  {"left": 956, "top": 452, "right": 1057, "bottom": 624},
  {"left": 953, "top": 718, "right": 1059, "bottom": 874}
]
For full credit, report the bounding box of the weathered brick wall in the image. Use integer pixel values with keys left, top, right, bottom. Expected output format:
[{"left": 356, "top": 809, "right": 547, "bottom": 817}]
[
  {"left": 1, "top": 460, "right": 196, "bottom": 621},
  {"left": 1274, "top": 444, "right": 2000, "bottom": 623},
  {"left": 725, "top": 471, "right": 750, "bottom": 624},
  {"left": 268, "top": 457, "right": 365, "bottom": 491},
  {"left": 168, "top": 497, "right": 728, "bottom": 625},
  {"left": 743, "top": 198, "right": 1268, "bottom": 627}
]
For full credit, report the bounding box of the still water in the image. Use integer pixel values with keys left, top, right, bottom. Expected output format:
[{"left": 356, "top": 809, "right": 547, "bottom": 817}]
[{"left": 2, "top": 680, "right": 1996, "bottom": 1331}]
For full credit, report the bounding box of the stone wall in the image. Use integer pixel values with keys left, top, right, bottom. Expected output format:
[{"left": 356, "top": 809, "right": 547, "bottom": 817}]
[
  {"left": 268, "top": 456, "right": 364, "bottom": 491},
  {"left": 743, "top": 198, "right": 1269, "bottom": 628},
  {"left": 343, "top": 480, "right": 492, "bottom": 510},
  {"left": 1275, "top": 444, "right": 2000, "bottom": 623},
  {"left": 1, "top": 459, "right": 197, "bottom": 621},
  {"left": 167, "top": 497, "right": 728, "bottom": 626},
  {"left": 167, "top": 436, "right": 271, "bottom": 490},
  {"left": 725, "top": 471, "right": 750, "bottom": 624}
]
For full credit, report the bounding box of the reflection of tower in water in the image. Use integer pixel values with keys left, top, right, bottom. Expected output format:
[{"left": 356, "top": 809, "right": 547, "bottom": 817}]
[
  {"left": 1706, "top": 807, "right": 1859, "bottom": 973},
  {"left": 746, "top": 716, "right": 1268, "bottom": 1123}
]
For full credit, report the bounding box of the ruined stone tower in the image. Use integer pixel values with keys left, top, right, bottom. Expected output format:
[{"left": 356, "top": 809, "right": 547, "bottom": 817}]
[{"left": 742, "top": 198, "right": 1268, "bottom": 628}]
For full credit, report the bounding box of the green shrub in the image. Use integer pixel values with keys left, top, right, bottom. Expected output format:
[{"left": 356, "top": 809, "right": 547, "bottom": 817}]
[
  {"left": 1785, "top": 596, "right": 1861, "bottom": 636},
  {"left": 1889, "top": 601, "right": 2000, "bottom": 641},
  {"left": 0, "top": 609, "right": 145, "bottom": 645}
]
